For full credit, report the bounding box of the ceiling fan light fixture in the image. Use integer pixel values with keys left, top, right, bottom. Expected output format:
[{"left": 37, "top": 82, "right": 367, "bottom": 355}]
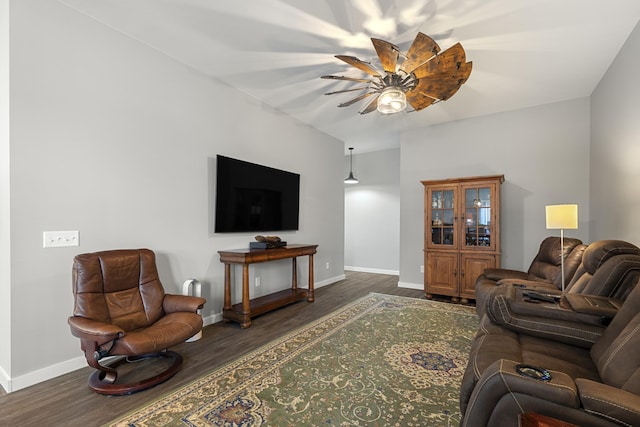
[
  {"left": 323, "top": 32, "right": 472, "bottom": 115},
  {"left": 377, "top": 86, "right": 406, "bottom": 114}
]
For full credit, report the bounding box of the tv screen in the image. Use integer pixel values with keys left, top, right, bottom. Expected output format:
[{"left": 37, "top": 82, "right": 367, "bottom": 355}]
[{"left": 215, "top": 155, "right": 300, "bottom": 233}]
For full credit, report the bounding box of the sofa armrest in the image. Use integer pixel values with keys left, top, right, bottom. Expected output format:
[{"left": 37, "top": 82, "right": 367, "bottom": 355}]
[
  {"left": 486, "top": 284, "right": 606, "bottom": 348},
  {"left": 563, "top": 294, "right": 622, "bottom": 319},
  {"left": 482, "top": 268, "right": 529, "bottom": 282},
  {"left": 163, "top": 294, "right": 206, "bottom": 314},
  {"left": 462, "top": 359, "right": 579, "bottom": 427},
  {"left": 576, "top": 379, "right": 640, "bottom": 427}
]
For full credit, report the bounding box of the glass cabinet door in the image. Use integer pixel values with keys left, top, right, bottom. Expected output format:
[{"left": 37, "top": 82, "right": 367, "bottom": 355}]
[
  {"left": 429, "top": 188, "right": 456, "bottom": 247},
  {"left": 463, "top": 185, "right": 493, "bottom": 249}
]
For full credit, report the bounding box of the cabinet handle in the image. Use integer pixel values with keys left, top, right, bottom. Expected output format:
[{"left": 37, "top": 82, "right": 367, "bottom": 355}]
[
  {"left": 453, "top": 269, "right": 457, "bottom": 277},
  {"left": 461, "top": 269, "right": 465, "bottom": 277}
]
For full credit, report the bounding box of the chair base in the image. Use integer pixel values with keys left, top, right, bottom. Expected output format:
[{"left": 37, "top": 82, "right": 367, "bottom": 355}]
[{"left": 89, "top": 350, "right": 183, "bottom": 395}]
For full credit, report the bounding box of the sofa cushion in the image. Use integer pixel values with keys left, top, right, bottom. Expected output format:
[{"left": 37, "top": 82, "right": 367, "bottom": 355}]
[
  {"left": 528, "top": 236, "right": 585, "bottom": 285},
  {"left": 567, "top": 241, "right": 640, "bottom": 295},
  {"left": 592, "top": 312, "right": 640, "bottom": 393}
]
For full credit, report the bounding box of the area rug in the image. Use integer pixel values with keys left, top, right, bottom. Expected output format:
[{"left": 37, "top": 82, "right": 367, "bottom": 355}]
[{"left": 107, "top": 293, "right": 479, "bottom": 427}]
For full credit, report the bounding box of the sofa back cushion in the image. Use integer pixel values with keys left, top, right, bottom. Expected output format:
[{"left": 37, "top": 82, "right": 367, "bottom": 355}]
[
  {"left": 591, "top": 280, "right": 640, "bottom": 392},
  {"left": 568, "top": 240, "right": 640, "bottom": 294},
  {"left": 527, "top": 236, "right": 585, "bottom": 285},
  {"left": 570, "top": 255, "right": 640, "bottom": 300}
]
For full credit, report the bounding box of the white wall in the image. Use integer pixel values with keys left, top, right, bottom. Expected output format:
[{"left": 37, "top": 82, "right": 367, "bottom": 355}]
[
  {"left": 590, "top": 21, "right": 640, "bottom": 244},
  {"left": 0, "top": 0, "right": 11, "bottom": 384},
  {"left": 3, "top": 0, "right": 345, "bottom": 392},
  {"left": 399, "top": 98, "right": 591, "bottom": 288},
  {"left": 344, "top": 149, "right": 400, "bottom": 274}
]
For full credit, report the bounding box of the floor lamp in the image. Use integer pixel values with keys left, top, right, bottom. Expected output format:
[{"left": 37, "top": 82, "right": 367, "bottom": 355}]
[{"left": 545, "top": 204, "right": 579, "bottom": 292}]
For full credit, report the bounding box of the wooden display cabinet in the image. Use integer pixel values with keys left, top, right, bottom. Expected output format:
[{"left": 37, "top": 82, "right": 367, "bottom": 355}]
[{"left": 422, "top": 175, "right": 504, "bottom": 303}]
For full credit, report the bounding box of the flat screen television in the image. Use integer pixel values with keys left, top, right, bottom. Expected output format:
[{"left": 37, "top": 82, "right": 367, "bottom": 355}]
[{"left": 214, "top": 155, "right": 300, "bottom": 233}]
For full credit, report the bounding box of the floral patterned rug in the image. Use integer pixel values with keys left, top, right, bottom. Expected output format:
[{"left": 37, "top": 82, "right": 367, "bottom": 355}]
[{"left": 107, "top": 293, "right": 479, "bottom": 426}]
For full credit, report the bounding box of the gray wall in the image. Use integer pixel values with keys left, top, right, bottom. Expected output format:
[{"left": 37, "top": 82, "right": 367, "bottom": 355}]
[
  {"left": 0, "top": 0, "right": 10, "bottom": 384},
  {"left": 398, "top": 98, "right": 591, "bottom": 288},
  {"left": 2, "top": 0, "right": 345, "bottom": 392},
  {"left": 590, "top": 20, "right": 640, "bottom": 243},
  {"left": 344, "top": 149, "right": 400, "bottom": 274}
]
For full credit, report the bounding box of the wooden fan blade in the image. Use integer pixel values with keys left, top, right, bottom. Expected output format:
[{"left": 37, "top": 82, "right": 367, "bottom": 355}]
[
  {"left": 321, "top": 75, "right": 373, "bottom": 83},
  {"left": 406, "top": 80, "right": 438, "bottom": 111},
  {"left": 359, "top": 94, "right": 381, "bottom": 114},
  {"left": 325, "top": 86, "right": 370, "bottom": 96},
  {"left": 338, "top": 92, "right": 376, "bottom": 107},
  {"left": 335, "top": 55, "right": 381, "bottom": 77},
  {"left": 413, "top": 61, "right": 473, "bottom": 101},
  {"left": 400, "top": 32, "right": 441, "bottom": 74},
  {"left": 412, "top": 43, "right": 467, "bottom": 79},
  {"left": 371, "top": 38, "right": 399, "bottom": 73}
]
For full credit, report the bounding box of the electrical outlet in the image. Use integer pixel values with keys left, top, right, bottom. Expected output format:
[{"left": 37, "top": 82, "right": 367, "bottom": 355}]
[
  {"left": 43, "top": 231, "right": 79, "bottom": 248},
  {"left": 255, "top": 277, "right": 261, "bottom": 287},
  {"left": 420, "top": 265, "right": 424, "bottom": 273}
]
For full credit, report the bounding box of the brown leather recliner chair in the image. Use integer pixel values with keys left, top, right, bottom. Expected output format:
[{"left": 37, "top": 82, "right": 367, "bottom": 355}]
[
  {"left": 475, "top": 236, "right": 586, "bottom": 315},
  {"left": 460, "top": 278, "right": 640, "bottom": 426},
  {"left": 68, "top": 249, "right": 206, "bottom": 395}
]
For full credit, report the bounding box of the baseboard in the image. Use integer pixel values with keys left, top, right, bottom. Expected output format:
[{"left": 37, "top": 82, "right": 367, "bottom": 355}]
[
  {"left": 0, "top": 364, "right": 9, "bottom": 393},
  {"left": 203, "top": 312, "right": 222, "bottom": 327},
  {"left": 397, "top": 281, "right": 424, "bottom": 290},
  {"left": 344, "top": 266, "right": 399, "bottom": 276},
  {"left": 6, "top": 355, "right": 87, "bottom": 393},
  {"left": 315, "top": 274, "right": 346, "bottom": 288}
]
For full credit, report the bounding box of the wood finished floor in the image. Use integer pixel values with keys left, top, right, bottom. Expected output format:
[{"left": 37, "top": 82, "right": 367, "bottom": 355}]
[{"left": 0, "top": 272, "right": 448, "bottom": 427}]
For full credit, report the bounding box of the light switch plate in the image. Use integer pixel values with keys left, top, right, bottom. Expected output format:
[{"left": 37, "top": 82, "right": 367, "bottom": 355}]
[{"left": 43, "top": 231, "right": 79, "bottom": 248}]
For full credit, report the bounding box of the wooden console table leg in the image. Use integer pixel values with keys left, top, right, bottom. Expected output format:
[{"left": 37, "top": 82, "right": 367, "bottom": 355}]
[
  {"left": 307, "top": 253, "right": 315, "bottom": 302},
  {"left": 223, "top": 263, "right": 232, "bottom": 322},
  {"left": 240, "top": 264, "right": 251, "bottom": 328},
  {"left": 292, "top": 257, "right": 298, "bottom": 291}
]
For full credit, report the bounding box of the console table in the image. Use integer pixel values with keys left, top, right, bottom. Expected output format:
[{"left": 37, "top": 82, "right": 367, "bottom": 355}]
[{"left": 218, "top": 244, "right": 318, "bottom": 328}]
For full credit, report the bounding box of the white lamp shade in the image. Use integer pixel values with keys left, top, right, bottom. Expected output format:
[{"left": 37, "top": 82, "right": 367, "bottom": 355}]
[{"left": 545, "top": 204, "right": 578, "bottom": 229}]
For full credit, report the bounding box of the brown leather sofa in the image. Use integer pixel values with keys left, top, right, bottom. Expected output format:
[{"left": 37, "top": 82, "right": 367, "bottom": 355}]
[
  {"left": 460, "top": 248, "right": 640, "bottom": 426},
  {"left": 475, "top": 236, "right": 586, "bottom": 315},
  {"left": 482, "top": 243, "right": 640, "bottom": 348},
  {"left": 460, "top": 279, "right": 640, "bottom": 426}
]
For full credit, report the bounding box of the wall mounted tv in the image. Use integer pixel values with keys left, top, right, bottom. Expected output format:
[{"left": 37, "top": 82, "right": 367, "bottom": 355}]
[{"left": 214, "top": 155, "right": 300, "bottom": 233}]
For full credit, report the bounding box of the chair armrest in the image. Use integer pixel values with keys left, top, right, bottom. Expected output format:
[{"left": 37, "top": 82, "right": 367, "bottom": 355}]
[
  {"left": 463, "top": 359, "right": 579, "bottom": 427},
  {"left": 576, "top": 379, "right": 640, "bottom": 426},
  {"left": 482, "top": 268, "right": 529, "bottom": 282},
  {"left": 68, "top": 316, "right": 123, "bottom": 344},
  {"left": 163, "top": 294, "right": 206, "bottom": 314}
]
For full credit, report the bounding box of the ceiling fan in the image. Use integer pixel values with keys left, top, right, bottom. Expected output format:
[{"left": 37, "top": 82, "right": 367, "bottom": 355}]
[{"left": 321, "top": 32, "right": 472, "bottom": 115}]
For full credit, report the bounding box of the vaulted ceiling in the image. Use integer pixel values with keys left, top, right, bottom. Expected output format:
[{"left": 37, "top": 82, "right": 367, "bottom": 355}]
[{"left": 58, "top": 0, "right": 640, "bottom": 153}]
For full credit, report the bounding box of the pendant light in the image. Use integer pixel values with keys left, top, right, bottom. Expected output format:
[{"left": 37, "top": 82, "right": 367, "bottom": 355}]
[{"left": 344, "top": 147, "right": 358, "bottom": 184}]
